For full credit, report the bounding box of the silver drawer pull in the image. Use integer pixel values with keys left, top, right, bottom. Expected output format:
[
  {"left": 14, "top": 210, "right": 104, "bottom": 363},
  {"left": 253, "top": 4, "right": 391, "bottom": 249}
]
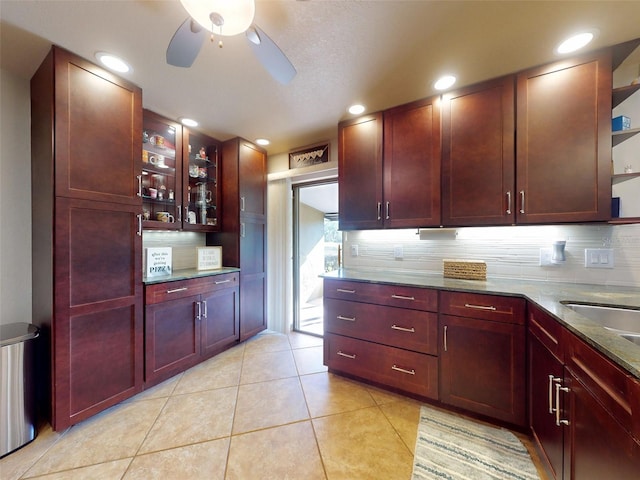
[
  {"left": 337, "top": 288, "right": 356, "bottom": 294},
  {"left": 391, "top": 324, "right": 415, "bottom": 333},
  {"left": 166, "top": 287, "right": 188, "bottom": 294},
  {"left": 392, "top": 365, "right": 415, "bottom": 375},
  {"left": 464, "top": 303, "right": 497, "bottom": 311},
  {"left": 215, "top": 279, "right": 231, "bottom": 285},
  {"left": 391, "top": 294, "right": 415, "bottom": 301},
  {"left": 337, "top": 351, "right": 356, "bottom": 359},
  {"left": 337, "top": 315, "right": 356, "bottom": 322}
]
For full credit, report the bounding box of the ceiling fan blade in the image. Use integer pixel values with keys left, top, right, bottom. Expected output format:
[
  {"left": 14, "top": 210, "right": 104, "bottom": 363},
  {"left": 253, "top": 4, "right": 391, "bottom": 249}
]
[
  {"left": 246, "top": 25, "right": 296, "bottom": 85},
  {"left": 166, "top": 17, "right": 207, "bottom": 68}
]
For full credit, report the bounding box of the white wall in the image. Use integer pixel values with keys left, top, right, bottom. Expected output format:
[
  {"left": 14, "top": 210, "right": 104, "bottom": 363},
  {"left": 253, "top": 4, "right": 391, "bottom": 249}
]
[{"left": 0, "top": 68, "right": 32, "bottom": 325}]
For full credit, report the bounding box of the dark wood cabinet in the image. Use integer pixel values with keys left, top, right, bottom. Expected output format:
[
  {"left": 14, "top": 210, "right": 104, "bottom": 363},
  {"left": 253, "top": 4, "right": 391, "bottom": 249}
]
[
  {"left": 338, "top": 113, "right": 383, "bottom": 230},
  {"left": 528, "top": 303, "right": 640, "bottom": 480},
  {"left": 144, "top": 272, "right": 239, "bottom": 387},
  {"left": 209, "top": 138, "right": 267, "bottom": 341},
  {"left": 31, "top": 46, "right": 143, "bottom": 430},
  {"left": 141, "top": 111, "right": 221, "bottom": 231},
  {"left": 338, "top": 97, "right": 441, "bottom": 230},
  {"left": 441, "top": 76, "right": 515, "bottom": 226},
  {"left": 516, "top": 50, "right": 612, "bottom": 223},
  {"left": 439, "top": 292, "right": 526, "bottom": 426},
  {"left": 383, "top": 97, "right": 441, "bottom": 228},
  {"left": 323, "top": 279, "right": 439, "bottom": 400}
]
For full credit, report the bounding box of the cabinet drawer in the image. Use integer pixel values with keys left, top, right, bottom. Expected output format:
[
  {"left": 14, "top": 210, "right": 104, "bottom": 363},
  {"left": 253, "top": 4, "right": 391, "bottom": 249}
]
[
  {"left": 566, "top": 332, "right": 637, "bottom": 439},
  {"left": 439, "top": 291, "right": 525, "bottom": 324},
  {"left": 324, "top": 333, "right": 438, "bottom": 399},
  {"left": 324, "top": 278, "right": 437, "bottom": 312},
  {"left": 324, "top": 298, "right": 438, "bottom": 354},
  {"left": 145, "top": 273, "right": 239, "bottom": 305},
  {"left": 528, "top": 303, "right": 564, "bottom": 361}
]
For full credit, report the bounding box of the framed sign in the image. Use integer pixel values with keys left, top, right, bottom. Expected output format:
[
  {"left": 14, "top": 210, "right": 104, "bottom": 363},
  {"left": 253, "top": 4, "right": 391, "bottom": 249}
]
[
  {"left": 289, "top": 142, "right": 330, "bottom": 169},
  {"left": 197, "top": 246, "right": 222, "bottom": 270},
  {"left": 146, "top": 247, "right": 172, "bottom": 277}
]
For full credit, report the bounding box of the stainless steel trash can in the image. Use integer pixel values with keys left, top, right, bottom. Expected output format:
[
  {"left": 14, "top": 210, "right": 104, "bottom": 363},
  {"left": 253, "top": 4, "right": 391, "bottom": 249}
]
[{"left": 1, "top": 322, "right": 39, "bottom": 457}]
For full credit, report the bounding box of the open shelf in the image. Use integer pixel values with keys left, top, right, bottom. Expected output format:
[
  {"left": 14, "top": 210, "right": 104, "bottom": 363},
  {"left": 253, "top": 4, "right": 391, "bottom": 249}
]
[
  {"left": 612, "top": 127, "right": 640, "bottom": 147},
  {"left": 612, "top": 172, "right": 640, "bottom": 185}
]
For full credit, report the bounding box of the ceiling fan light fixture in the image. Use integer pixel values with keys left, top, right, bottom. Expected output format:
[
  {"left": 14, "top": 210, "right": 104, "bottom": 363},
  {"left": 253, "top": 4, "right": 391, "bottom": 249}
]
[{"left": 180, "top": 0, "right": 255, "bottom": 36}]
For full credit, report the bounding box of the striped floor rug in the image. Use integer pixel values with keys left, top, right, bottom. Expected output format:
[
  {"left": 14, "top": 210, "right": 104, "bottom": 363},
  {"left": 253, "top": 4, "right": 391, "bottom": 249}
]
[{"left": 412, "top": 406, "right": 540, "bottom": 480}]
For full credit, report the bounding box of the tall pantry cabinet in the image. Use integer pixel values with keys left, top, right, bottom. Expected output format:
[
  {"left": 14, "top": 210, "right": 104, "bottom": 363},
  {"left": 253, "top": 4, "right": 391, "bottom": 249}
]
[
  {"left": 209, "top": 138, "right": 267, "bottom": 341},
  {"left": 31, "top": 46, "right": 143, "bottom": 430}
]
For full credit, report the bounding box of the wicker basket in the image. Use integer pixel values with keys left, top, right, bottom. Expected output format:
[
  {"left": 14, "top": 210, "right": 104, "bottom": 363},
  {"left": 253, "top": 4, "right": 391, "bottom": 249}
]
[{"left": 443, "top": 259, "right": 487, "bottom": 280}]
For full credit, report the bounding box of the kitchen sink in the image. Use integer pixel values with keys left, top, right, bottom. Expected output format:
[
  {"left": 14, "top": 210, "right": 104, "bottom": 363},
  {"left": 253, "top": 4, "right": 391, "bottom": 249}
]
[{"left": 562, "top": 302, "right": 640, "bottom": 346}]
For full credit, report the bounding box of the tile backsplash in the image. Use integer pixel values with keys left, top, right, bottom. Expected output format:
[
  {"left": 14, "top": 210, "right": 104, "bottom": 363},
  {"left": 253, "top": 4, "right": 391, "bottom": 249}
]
[{"left": 342, "top": 224, "right": 640, "bottom": 288}]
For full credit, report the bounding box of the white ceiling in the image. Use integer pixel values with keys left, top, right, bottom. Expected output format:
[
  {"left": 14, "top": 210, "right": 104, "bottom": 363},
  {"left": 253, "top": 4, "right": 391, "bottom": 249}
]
[{"left": 2, "top": 1, "right": 640, "bottom": 156}]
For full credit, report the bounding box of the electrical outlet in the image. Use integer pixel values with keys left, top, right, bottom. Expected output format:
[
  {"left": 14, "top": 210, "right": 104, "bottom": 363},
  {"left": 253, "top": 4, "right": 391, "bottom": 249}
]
[
  {"left": 351, "top": 244, "right": 359, "bottom": 257},
  {"left": 394, "top": 245, "right": 404, "bottom": 259},
  {"left": 584, "top": 248, "right": 614, "bottom": 269},
  {"left": 539, "top": 248, "right": 553, "bottom": 266}
]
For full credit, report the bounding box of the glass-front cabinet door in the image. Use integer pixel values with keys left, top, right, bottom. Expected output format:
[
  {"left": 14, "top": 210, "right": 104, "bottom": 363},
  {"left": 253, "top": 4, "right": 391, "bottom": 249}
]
[
  {"left": 183, "top": 128, "right": 220, "bottom": 231},
  {"left": 141, "top": 111, "right": 182, "bottom": 230}
]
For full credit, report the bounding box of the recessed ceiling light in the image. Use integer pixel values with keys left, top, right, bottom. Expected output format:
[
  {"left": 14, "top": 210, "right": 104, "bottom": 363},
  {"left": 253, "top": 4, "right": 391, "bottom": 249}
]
[
  {"left": 556, "top": 30, "right": 598, "bottom": 54},
  {"left": 180, "top": 118, "right": 198, "bottom": 127},
  {"left": 95, "top": 52, "right": 131, "bottom": 73},
  {"left": 434, "top": 75, "right": 456, "bottom": 91},
  {"left": 348, "top": 104, "right": 365, "bottom": 115},
  {"left": 256, "top": 138, "right": 270, "bottom": 146}
]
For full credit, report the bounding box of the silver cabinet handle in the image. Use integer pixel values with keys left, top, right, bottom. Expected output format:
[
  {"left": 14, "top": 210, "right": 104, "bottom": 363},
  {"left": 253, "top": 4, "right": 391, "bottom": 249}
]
[
  {"left": 391, "top": 294, "right": 415, "bottom": 301},
  {"left": 136, "top": 214, "right": 142, "bottom": 236},
  {"left": 555, "top": 382, "right": 570, "bottom": 426},
  {"left": 215, "top": 279, "right": 231, "bottom": 285},
  {"left": 377, "top": 202, "right": 382, "bottom": 221},
  {"left": 337, "top": 315, "right": 356, "bottom": 322},
  {"left": 240, "top": 222, "right": 245, "bottom": 238},
  {"left": 196, "top": 301, "right": 202, "bottom": 321},
  {"left": 166, "top": 287, "right": 188, "bottom": 294},
  {"left": 392, "top": 365, "right": 416, "bottom": 375},
  {"left": 136, "top": 175, "right": 142, "bottom": 197},
  {"left": 385, "top": 201, "right": 390, "bottom": 220},
  {"left": 177, "top": 204, "right": 182, "bottom": 223},
  {"left": 520, "top": 190, "right": 525, "bottom": 214},
  {"left": 185, "top": 206, "right": 189, "bottom": 222},
  {"left": 337, "top": 351, "right": 356, "bottom": 359},
  {"left": 443, "top": 325, "right": 448, "bottom": 352},
  {"left": 548, "top": 375, "right": 562, "bottom": 414},
  {"left": 337, "top": 288, "right": 356, "bottom": 294},
  {"left": 202, "top": 299, "right": 207, "bottom": 319},
  {"left": 506, "top": 191, "right": 512, "bottom": 215},
  {"left": 240, "top": 196, "right": 245, "bottom": 212},
  {"left": 391, "top": 324, "right": 415, "bottom": 333},
  {"left": 464, "top": 303, "right": 497, "bottom": 311}
]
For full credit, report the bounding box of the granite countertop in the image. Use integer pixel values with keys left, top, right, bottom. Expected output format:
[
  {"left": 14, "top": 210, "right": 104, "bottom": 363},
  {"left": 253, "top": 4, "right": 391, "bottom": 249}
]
[
  {"left": 143, "top": 267, "right": 240, "bottom": 285},
  {"left": 324, "top": 269, "right": 640, "bottom": 379}
]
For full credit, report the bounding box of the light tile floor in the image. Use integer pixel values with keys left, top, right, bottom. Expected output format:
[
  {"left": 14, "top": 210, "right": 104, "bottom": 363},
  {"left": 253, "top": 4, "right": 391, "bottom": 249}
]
[{"left": 1, "top": 330, "right": 546, "bottom": 479}]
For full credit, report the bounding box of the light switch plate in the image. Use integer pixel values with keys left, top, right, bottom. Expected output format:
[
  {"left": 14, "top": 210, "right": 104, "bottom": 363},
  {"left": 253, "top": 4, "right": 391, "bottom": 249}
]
[
  {"left": 351, "top": 244, "right": 359, "bottom": 257},
  {"left": 584, "top": 248, "right": 614, "bottom": 269},
  {"left": 539, "top": 248, "right": 553, "bottom": 266},
  {"left": 394, "top": 245, "right": 404, "bottom": 259}
]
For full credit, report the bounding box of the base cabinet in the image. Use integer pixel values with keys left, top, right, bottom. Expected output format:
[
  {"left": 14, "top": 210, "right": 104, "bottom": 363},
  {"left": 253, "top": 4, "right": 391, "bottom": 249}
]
[
  {"left": 439, "top": 292, "right": 527, "bottom": 427},
  {"left": 323, "top": 279, "right": 439, "bottom": 399},
  {"left": 528, "top": 304, "right": 640, "bottom": 480},
  {"left": 144, "top": 272, "right": 239, "bottom": 387}
]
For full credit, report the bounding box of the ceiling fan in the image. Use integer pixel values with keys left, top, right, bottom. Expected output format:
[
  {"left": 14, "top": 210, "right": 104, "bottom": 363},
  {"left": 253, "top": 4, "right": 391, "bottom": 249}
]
[{"left": 166, "top": 0, "right": 296, "bottom": 85}]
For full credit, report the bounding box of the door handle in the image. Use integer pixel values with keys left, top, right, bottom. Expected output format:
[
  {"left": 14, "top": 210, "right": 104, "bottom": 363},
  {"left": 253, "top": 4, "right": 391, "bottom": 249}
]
[
  {"left": 506, "top": 191, "right": 512, "bottom": 215},
  {"left": 555, "top": 382, "right": 570, "bottom": 426}
]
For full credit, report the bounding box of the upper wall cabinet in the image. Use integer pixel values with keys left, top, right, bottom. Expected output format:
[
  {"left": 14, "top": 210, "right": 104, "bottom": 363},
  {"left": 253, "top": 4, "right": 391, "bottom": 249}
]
[
  {"left": 338, "top": 113, "right": 383, "bottom": 230},
  {"left": 339, "top": 96, "right": 441, "bottom": 230},
  {"left": 441, "top": 76, "right": 515, "bottom": 226},
  {"left": 383, "top": 98, "right": 441, "bottom": 228},
  {"left": 515, "top": 50, "right": 612, "bottom": 224}
]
